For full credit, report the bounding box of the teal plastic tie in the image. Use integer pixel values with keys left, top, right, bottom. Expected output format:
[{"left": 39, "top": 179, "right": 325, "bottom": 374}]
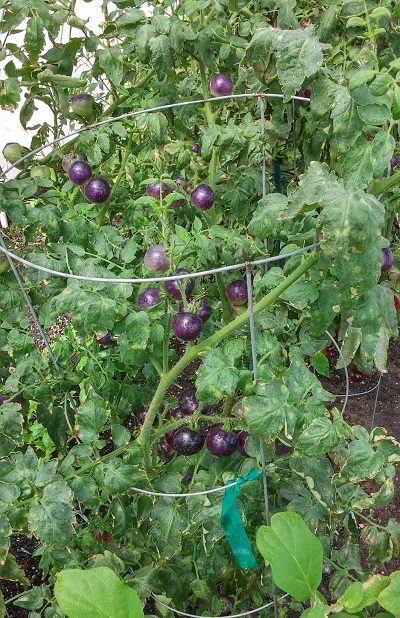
[{"left": 220, "top": 468, "right": 262, "bottom": 569}]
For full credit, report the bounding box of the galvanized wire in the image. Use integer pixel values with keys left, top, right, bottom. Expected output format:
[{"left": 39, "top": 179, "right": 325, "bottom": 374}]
[{"left": 152, "top": 593, "right": 290, "bottom": 618}]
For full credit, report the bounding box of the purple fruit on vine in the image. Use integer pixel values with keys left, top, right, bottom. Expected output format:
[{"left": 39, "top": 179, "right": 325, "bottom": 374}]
[
  {"left": 173, "top": 427, "right": 204, "bottom": 455},
  {"left": 146, "top": 181, "right": 172, "bottom": 199},
  {"left": 181, "top": 468, "right": 193, "bottom": 484},
  {"left": 236, "top": 431, "right": 250, "bottom": 457},
  {"left": 68, "top": 160, "right": 93, "bottom": 185},
  {"left": 193, "top": 124, "right": 200, "bottom": 135},
  {"left": 70, "top": 93, "right": 95, "bottom": 119},
  {"left": 169, "top": 189, "right": 186, "bottom": 208},
  {"left": 172, "top": 312, "right": 203, "bottom": 341},
  {"left": 208, "top": 593, "right": 233, "bottom": 616},
  {"left": 171, "top": 407, "right": 186, "bottom": 421},
  {"left": 381, "top": 247, "right": 394, "bottom": 274},
  {"left": 164, "top": 429, "right": 177, "bottom": 450},
  {"left": 225, "top": 280, "right": 248, "bottom": 306},
  {"left": 191, "top": 143, "right": 200, "bottom": 154},
  {"left": 209, "top": 73, "right": 233, "bottom": 97},
  {"left": 157, "top": 436, "right": 174, "bottom": 462},
  {"left": 0, "top": 395, "right": 8, "bottom": 405},
  {"left": 136, "top": 406, "right": 147, "bottom": 425},
  {"left": 83, "top": 177, "right": 111, "bottom": 203},
  {"left": 179, "top": 297, "right": 212, "bottom": 323},
  {"left": 190, "top": 184, "right": 215, "bottom": 210},
  {"left": 206, "top": 427, "right": 238, "bottom": 457},
  {"left": 93, "top": 330, "right": 116, "bottom": 346},
  {"left": 164, "top": 269, "right": 195, "bottom": 300},
  {"left": 144, "top": 244, "right": 170, "bottom": 273},
  {"left": 175, "top": 178, "right": 187, "bottom": 189},
  {"left": 179, "top": 386, "right": 198, "bottom": 415},
  {"left": 138, "top": 287, "right": 161, "bottom": 310},
  {"left": 391, "top": 155, "right": 398, "bottom": 168}
]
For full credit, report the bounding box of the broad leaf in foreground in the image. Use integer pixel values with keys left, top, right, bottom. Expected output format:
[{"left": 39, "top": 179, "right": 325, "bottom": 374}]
[
  {"left": 54, "top": 566, "right": 144, "bottom": 618},
  {"left": 256, "top": 511, "right": 323, "bottom": 601}
]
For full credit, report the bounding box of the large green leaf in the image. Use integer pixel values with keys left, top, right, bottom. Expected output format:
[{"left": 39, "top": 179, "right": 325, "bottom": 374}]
[
  {"left": 196, "top": 348, "right": 240, "bottom": 404},
  {"left": 0, "top": 515, "right": 11, "bottom": 566},
  {"left": 77, "top": 396, "right": 107, "bottom": 444},
  {"left": 243, "top": 382, "right": 297, "bottom": 440},
  {"left": 150, "top": 500, "right": 188, "bottom": 559},
  {"left": 256, "top": 512, "right": 323, "bottom": 601},
  {"left": 377, "top": 571, "right": 400, "bottom": 615},
  {"left": 54, "top": 567, "right": 144, "bottom": 618},
  {"left": 0, "top": 403, "right": 23, "bottom": 457},
  {"left": 28, "top": 481, "right": 75, "bottom": 548},
  {"left": 321, "top": 188, "right": 385, "bottom": 257}
]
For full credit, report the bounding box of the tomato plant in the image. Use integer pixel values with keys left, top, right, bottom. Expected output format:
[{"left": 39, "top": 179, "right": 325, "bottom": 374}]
[{"left": 1, "top": 1, "right": 400, "bottom": 616}]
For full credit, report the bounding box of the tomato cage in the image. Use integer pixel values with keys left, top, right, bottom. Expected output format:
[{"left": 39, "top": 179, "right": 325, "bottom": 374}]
[{"left": 0, "top": 92, "right": 383, "bottom": 617}]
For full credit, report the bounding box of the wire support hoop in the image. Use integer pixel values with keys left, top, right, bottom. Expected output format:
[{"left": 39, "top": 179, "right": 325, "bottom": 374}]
[
  {"left": 152, "top": 593, "right": 290, "bottom": 618},
  {"left": 129, "top": 468, "right": 275, "bottom": 498},
  {"left": 0, "top": 241, "right": 320, "bottom": 283},
  {"left": 0, "top": 92, "right": 310, "bottom": 182}
]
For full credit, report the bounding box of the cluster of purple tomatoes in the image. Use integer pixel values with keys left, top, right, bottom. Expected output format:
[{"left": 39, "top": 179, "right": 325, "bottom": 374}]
[
  {"left": 64, "top": 156, "right": 111, "bottom": 204},
  {"left": 138, "top": 236, "right": 249, "bottom": 341},
  {"left": 137, "top": 386, "right": 249, "bottom": 461}
]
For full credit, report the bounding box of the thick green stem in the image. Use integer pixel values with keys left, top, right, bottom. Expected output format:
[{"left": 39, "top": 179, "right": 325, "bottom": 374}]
[
  {"left": 139, "top": 251, "right": 318, "bottom": 476},
  {"left": 163, "top": 313, "right": 172, "bottom": 373},
  {"left": 369, "top": 169, "right": 400, "bottom": 196},
  {"left": 198, "top": 59, "right": 215, "bottom": 125}
]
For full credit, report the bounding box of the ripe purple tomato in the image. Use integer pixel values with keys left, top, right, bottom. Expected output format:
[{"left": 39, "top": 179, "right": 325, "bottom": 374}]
[
  {"left": 190, "top": 184, "right": 215, "bottom": 210},
  {"left": 173, "top": 427, "right": 204, "bottom": 455},
  {"left": 193, "top": 124, "right": 200, "bottom": 135},
  {"left": 225, "top": 280, "right": 248, "bottom": 306},
  {"left": 83, "top": 177, "right": 111, "bottom": 203},
  {"left": 191, "top": 143, "right": 200, "bottom": 154},
  {"left": 136, "top": 406, "right": 147, "bottom": 425},
  {"left": 236, "top": 430, "right": 250, "bottom": 457},
  {"left": 164, "top": 269, "right": 195, "bottom": 300},
  {"left": 209, "top": 74, "right": 233, "bottom": 96},
  {"left": 93, "top": 330, "right": 116, "bottom": 346},
  {"left": 172, "top": 312, "right": 203, "bottom": 341},
  {"left": 144, "top": 244, "right": 170, "bottom": 273},
  {"left": 157, "top": 436, "right": 175, "bottom": 462},
  {"left": 208, "top": 593, "right": 233, "bottom": 616},
  {"left": 381, "top": 247, "right": 394, "bottom": 274},
  {"left": 391, "top": 155, "right": 398, "bottom": 168},
  {"left": 68, "top": 160, "right": 93, "bottom": 185},
  {"left": 206, "top": 427, "right": 238, "bottom": 457},
  {"left": 179, "top": 297, "right": 212, "bottom": 323},
  {"left": 146, "top": 181, "right": 172, "bottom": 199},
  {"left": 179, "top": 387, "right": 198, "bottom": 415},
  {"left": 138, "top": 287, "right": 161, "bottom": 310}
]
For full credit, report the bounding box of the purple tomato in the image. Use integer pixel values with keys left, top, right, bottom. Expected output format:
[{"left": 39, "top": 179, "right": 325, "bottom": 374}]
[
  {"left": 225, "top": 280, "right": 248, "bottom": 306},
  {"left": 172, "top": 312, "right": 203, "bottom": 341},
  {"left": 209, "top": 74, "right": 233, "bottom": 96},
  {"left": 83, "top": 177, "right": 111, "bottom": 203},
  {"left": 179, "top": 387, "right": 198, "bottom": 415},
  {"left": 206, "top": 427, "right": 238, "bottom": 457},
  {"left": 138, "top": 287, "right": 161, "bottom": 310},
  {"left": 190, "top": 184, "right": 215, "bottom": 210},
  {"left": 146, "top": 181, "right": 172, "bottom": 199},
  {"left": 164, "top": 269, "right": 195, "bottom": 300},
  {"left": 70, "top": 93, "right": 95, "bottom": 119},
  {"left": 93, "top": 330, "right": 116, "bottom": 346},
  {"left": 381, "top": 247, "right": 394, "bottom": 274},
  {"left": 173, "top": 427, "right": 204, "bottom": 455},
  {"left": 144, "top": 244, "right": 170, "bottom": 273}
]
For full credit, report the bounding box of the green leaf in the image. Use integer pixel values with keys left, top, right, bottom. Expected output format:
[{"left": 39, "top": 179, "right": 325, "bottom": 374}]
[
  {"left": 0, "top": 552, "right": 30, "bottom": 585},
  {"left": 295, "top": 418, "right": 338, "bottom": 456},
  {"left": 55, "top": 567, "right": 144, "bottom": 618},
  {"left": 124, "top": 311, "right": 151, "bottom": 350},
  {"left": 338, "top": 582, "right": 364, "bottom": 610},
  {"left": 392, "top": 85, "right": 400, "bottom": 120},
  {"left": 77, "top": 396, "right": 107, "bottom": 444},
  {"left": 248, "top": 194, "right": 288, "bottom": 238},
  {"left": 377, "top": 572, "right": 400, "bottom": 615},
  {"left": 150, "top": 500, "right": 187, "bottom": 559},
  {"left": 14, "top": 586, "right": 50, "bottom": 610},
  {"left": 342, "top": 137, "right": 373, "bottom": 190},
  {"left": 28, "top": 481, "right": 75, "bottom": 548},
  {"left": 331, "top": 86, "right": 364, "bottom": 151},
  {"left": 243, "top": 382, "right": 296, "bottom": 440},
  {"left": 358, "top": 104, "right": 391, "bottom": 125},
  {"left": 0, "top": 515, "right": 11, "bottom": 566},
  {"left": 97, "top": 48, "right": 124, "bottom": 87},
  {"left": 371, "top": 131, "right": 396, "bottom": 177},
  {"left": 196, "top": 349, "right": 240, "bottom": 404},
  {"left": 148, "top": 34, "right": 171, "bottom": 77},
  {"left": 321, "top": 188, "right": 385, "bottom": 257},
  {"left": 0, "top": 403, "right": 23, "bottom": 456},
  {"left": 369, "top": 74, "right": 393, "bottom": 96},
  {"left": 24, "top": 16, "right": 45, "bottom": 60},
  {"left": 256, "top": 512, "right": 323, "bottom": 601},
  {"left": 342, "top": 439, "right": 384, "bottom": 482}
]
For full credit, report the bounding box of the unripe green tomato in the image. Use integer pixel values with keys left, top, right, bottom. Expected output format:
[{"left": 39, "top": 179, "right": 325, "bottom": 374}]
[
  {"left": 2, "top": 142, "right": 24, "bottom": 164},
  {"left": 30, "top": 165, "right": 53, "bottom": 180},
  {"left": 19, "top": 482, "right": 34, "bottom": 499}
]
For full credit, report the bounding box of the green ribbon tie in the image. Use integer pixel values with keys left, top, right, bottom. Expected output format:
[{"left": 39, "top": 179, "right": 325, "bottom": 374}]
[{"left": 220, "top": 468, "right": 262, "bottom": 569}]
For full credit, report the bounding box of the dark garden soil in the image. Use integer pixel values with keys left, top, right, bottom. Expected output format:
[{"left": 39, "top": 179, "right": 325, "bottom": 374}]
[{"left": 2, "top": 338, "right": 400, "bottom": 617}]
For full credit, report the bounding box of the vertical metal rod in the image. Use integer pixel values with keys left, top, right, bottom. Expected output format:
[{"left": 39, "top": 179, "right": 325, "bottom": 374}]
[
  {"left": 370, "top": 375, "right": 382, "bottom": 431},
  {"left": 245, "top": 263, "right": 278, "bottom": 618},
  {"left": 260, "top": 96, "right": 267, "bottom": 200},
  {"left": 292, "top": 98, "right": 298, "bottom": 182}
]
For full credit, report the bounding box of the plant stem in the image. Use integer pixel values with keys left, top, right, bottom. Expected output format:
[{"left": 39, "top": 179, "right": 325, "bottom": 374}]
[
  {"left": 163, "top": 313, "right": 172, "bottom": 373},
  {"left": 139, "top": 251, "right": 319, "bottom": 476},
  {"left": 216, "top": 271, "right": 232, "bottom": 324},
  {"left": 198, "top": 59, "right": 215, "bottom": 126}
]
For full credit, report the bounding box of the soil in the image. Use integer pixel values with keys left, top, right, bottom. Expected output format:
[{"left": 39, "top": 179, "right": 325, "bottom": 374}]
[{"left": 2, "top": 338, "right": 400, "bottom": 617}]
